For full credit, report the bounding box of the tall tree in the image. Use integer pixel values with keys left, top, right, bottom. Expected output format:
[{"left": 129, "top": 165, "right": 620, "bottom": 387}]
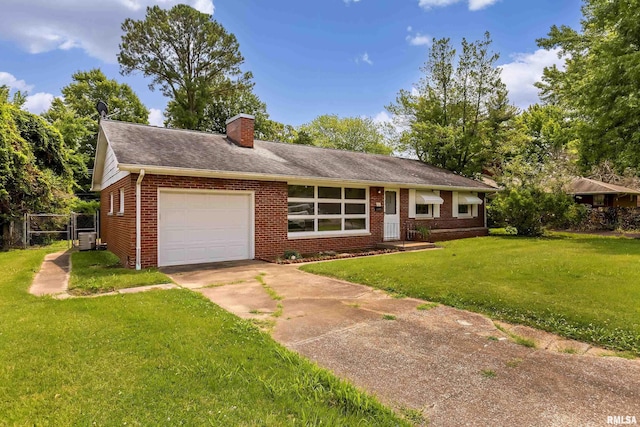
[
  {"left": 0, "top": 87, "right": 74, "bottom": 247},
  {"left": 191, "top": 83, "right": 294, "bottom": 142},
  {"left": 537, "top": 0, "right": 640, "bottom": 173},
  {"left": 119, "top": 4, "right": 251, "bottom": 130},
  {"left": 387, "top": 33, "right": 516, "bottom": 176},
  {"left": 298, "top": 115, "right": 393, "bottom": 155},
  {"left": 43, "top": 69, "right": 148, "bottom": 192}
]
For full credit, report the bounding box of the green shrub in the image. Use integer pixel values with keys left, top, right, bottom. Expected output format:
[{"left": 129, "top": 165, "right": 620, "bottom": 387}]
[
  {"left": 70, "top": 198, "right": 100, "bottom": 214},
  {"left": 283, "top": 249, "right": 302, "bottom": 260},
  {"left": 488, "top": 186, "right": 583, "bottom": 236}
]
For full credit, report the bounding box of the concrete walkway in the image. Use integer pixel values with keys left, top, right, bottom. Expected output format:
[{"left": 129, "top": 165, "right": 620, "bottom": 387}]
[
  {"left": 164, "top": 260, "right": 640, "bottom": 427},
  {"left": 30, "top": 250, "right": 178, "bottom": 298},
  {"left": 30, "top": 250, "right": 71, "bottom": 297}
]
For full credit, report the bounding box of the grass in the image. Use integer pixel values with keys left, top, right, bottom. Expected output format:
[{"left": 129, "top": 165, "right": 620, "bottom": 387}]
[
  {"left": 69, "top": 250, "right": 171, "bottom": 295},
  {"left": 506, "top": 358, "right": 523, "bottom": 368},
  {"left": 300, "top": 234, "right": 640, "bottom": 355},
  {"left": 416, "top": 302, "right": 438, "bottom": 311},
  {"left": 0, "top": 246, "right": 406, "bottom": 425},
  {"left": 382, "top": 314, "right": 396, "bottom": 320},
  {"left": 480, "top": 369, "right": 497, "bottom": 379},
  {"left": 494, "top": 322, "right": 537, "bottom": 348}
]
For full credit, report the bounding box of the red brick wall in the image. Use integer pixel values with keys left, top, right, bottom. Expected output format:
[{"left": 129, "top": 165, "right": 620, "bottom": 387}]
[
  {"left": 226, "top": 116, "right": 254, "bottom": 148},
  {"left": 403, "top": 190, "right": 486, "bottom": 230},
  {"left": 101, "top": 173, "right": 488, "bottom": 268},
  {"left": 100, "top": 176, "right": 136, "bottom": 267}
]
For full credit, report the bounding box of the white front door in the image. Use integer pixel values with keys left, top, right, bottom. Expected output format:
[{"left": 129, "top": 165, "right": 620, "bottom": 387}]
[{"left": 384, "top": 189, "right": 400, "bottom": 241}]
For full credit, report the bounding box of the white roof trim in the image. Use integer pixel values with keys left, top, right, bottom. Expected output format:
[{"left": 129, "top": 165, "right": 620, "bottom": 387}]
[
  {"left": 116, "top": 163, "right": 499, "bottom": 192},
  {"left": 225, "top": 113, "right": 255, "bottom": 124},
  {"left": 416, "top": 191, "right": 444, "bottom": 205},
  {"left": 458, "top": 194, "right": 484, "bottom": 205}
]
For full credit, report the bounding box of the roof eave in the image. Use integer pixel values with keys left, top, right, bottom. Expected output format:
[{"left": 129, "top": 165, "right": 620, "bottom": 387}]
[
  {"left": 117, "top": 163, "right": 499, "bottom": 192},
  {"left": 90, "top": 125, "right": 108, "bottom": 192}
]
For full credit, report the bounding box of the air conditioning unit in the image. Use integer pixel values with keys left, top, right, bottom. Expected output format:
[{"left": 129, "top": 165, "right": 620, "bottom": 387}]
[{"left": 78, "top": 232, "right": 97, "bottom": 251}]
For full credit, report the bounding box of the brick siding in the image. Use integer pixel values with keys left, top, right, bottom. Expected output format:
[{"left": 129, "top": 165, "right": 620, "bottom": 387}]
[
  {"left": 100, "top": 176, "right": 136, "bottom": 267},
  {"left": 100, "top": 174, "right": 488, "bottom": 268}
]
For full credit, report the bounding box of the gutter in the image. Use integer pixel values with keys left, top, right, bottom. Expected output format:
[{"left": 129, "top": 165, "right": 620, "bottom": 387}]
[
  {"left": 117, "top": 164, "right": 499, "bottom": 193},
  {"left": 135, "top": 169, "right": 145, "bottom": 270}
]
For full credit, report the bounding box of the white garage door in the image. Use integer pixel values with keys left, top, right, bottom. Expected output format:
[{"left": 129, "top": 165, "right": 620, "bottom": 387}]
[{"left": 158, "top": 191, "right": 253, "bottom": 267}]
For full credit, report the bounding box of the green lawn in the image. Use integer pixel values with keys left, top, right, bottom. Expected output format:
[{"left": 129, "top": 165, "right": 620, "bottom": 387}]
[
  {"left": 301, "top": 234, "right": 640, "bottom": 355},
  {"left": 0, "top": 247, "right": 406, "bottom": 425},
  {"left": 69, "top": 250, "right": 171, "bottom": 295}
]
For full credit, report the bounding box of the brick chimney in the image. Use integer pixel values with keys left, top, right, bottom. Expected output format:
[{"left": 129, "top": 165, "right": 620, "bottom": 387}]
[{"left": 226, "top": 113, "right": 255, "bottom": 148}]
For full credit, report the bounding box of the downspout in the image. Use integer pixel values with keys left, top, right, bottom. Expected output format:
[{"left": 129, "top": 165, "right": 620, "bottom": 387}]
[
  {"left": 135, "top": 169, "right": 145, "bottom": 270},
  {"left": 484, "top": 195, "right": 488, "bottom": 229}
]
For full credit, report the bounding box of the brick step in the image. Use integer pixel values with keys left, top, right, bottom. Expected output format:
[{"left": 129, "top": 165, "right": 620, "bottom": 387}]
[{"left": 376, "top": 241, "right": 436, "bottom": 251}]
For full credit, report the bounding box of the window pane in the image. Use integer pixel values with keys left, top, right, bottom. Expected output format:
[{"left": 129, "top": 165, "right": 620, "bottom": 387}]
[
  {"left": 288, "top": 219, "right": 315, "bottom": 232},
  {"left": 345, "top": 203, "right": 366, "bottom": 214},
  {"left": 318, "top": 186, "right": 341, "bottom": 199},
  {"left": 345, "top": 188, "right": 366, "bottom": 200},
  {"left": 318, "top": 218, "right": 342, "bottom": 231},
  {"left": 288, "top": 202, "right": 314, "bottom": 215},
  {"left": 318, "top": 203, "right": 341, "bottom": 215},
  {"left": 385, "top": 191, "right": 397, "bottom": 215},
  {"left": 345, "top": 218, "right": 366, "bottom": 230},
  {"left": 288, "top": 185, "right": 314, "bottom": 198},
  {"left": 458, "top": 204, "right": 469, "bottom": 214},
  {"left": 416, "top": 204, "right": 431, "bottom": 215}
]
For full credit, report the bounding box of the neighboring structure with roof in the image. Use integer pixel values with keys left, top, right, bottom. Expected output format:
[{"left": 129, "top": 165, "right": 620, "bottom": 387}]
[
  {"left": 569, "top": 177, "right": 640, "bottom": 208},
  {"left": 91, "top": 114, "right": 498, "bottom": 268}
]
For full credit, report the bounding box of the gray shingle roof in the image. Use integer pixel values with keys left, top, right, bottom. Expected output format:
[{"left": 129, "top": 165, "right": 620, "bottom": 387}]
[
  {"left": 569, "top": 177, "right": 640, "bottom": 195},
  {"left": 100, "top": 120, "right": 494, "bottom": 190}
]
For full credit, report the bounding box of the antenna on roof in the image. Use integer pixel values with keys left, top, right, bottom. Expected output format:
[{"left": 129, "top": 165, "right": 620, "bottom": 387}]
[{"left": 96, "top": 100, "right": 108, "bottom": 120}]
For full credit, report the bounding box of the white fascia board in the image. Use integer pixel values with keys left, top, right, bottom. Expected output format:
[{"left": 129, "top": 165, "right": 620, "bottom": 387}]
[
  {"left": 90, "top": 128, "right": 108, "bottom": 191},
  {"left": 116, "top": 164, "right": 499, "bottom": 193}
]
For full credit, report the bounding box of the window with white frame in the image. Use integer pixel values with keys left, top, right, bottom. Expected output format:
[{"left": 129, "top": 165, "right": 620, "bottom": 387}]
[
  {"left": 109, "top": 192, "right": 114, "bottom": 215},
  {"left": 118, "top": 188, "right": 125, "bottom": 214},
  {"left": 408, "top": 189, "right": 443, "bottom": 219},
  {"left": 458, "top": 204, "right": 471, "bottom": 216},
  {"left": 453, "top": 192, "right": 483, "bottom": 218},
  {"left": 287, "top": 185, "right": 368, "bottom": 235}
]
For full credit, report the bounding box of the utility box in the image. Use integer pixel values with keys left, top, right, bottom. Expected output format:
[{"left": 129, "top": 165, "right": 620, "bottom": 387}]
[{"left": 78, "top": 232, "right": 97, "bottom": 251}]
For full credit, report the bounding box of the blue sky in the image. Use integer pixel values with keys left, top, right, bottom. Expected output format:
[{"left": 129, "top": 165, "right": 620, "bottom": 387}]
[{"left": 0, "top": 0, "right": 583, "bottom": 127}]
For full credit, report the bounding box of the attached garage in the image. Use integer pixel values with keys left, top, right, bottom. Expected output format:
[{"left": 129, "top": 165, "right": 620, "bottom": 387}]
[{"left": 158, "top": 190, "right": 254, "bottom": 267}]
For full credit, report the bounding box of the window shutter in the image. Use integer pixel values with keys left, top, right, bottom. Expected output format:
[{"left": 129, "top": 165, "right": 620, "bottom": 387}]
[
  {"left": 434, "top": 190, "right": 441, "bottom": 218},
  {"left": 452, "top": 191, "right": 458, "bottom": 218},
  {"left": 472, "top": 192, "right": 478, "bottom": 218},
  {"left": 408, "top": 189, "right": 416, "bottom": 219}
]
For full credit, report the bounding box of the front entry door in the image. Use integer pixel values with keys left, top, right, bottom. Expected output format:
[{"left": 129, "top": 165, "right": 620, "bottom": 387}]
[{"left": 384, "top": 189, "right": 400, "bottom": 241}]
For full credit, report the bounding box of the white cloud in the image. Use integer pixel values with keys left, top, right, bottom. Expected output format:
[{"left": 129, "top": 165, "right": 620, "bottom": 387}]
[
  {"left": 499, "top": 48, "right": 565, "bottom": 109},
  {"left": 24, "top": 92, "right": 55, "bottom": 114},
  {"left": 418, "top": 0, "right": 459, "bottom": 9},
  {"left": 1, "top": 70, "right": 56, "bottom": 113},
  {"left": 372, "top": 111, "right": 392, "bottom": 125},
  {"left": 343, "top": 0, "right": 362, "bottom": 4},
  {"left": 355, "top": 52, "right": 373, "bottom": 65},
  {"left": 418, "top": 0, "right": 500, "bottom": 11},
  {"left": 0, "top": 0, "right": 215, "bottom": 64},
  {"left": 148, "top": 108, "right": 165, "bottom": 127},
  {"left": 468, "top": 0, "right": 500, "bottom": 10},
  {"left": 407, "top": 33, "right": 431, "bottom": 46},
  {"left": 0, "top": 71, "right": 33, "bottom": 92},
  {"left": 406, "top": 26, "right": 431, "bottom": 46}
]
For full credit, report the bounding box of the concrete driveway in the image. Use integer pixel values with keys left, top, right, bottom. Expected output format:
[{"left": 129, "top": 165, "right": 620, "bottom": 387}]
[{"left": 163, "top": 260, "right": 640, "bottom": 427}]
